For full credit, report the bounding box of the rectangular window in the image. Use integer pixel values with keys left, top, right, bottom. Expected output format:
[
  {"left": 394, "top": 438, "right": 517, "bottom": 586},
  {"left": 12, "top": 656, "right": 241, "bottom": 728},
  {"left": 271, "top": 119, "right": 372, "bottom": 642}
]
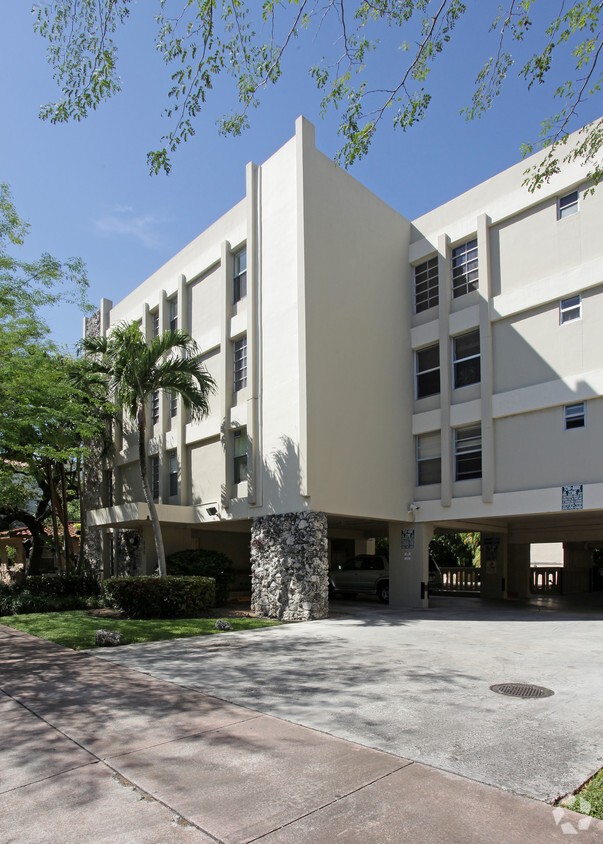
[
  {"left": 170, "top": 391, "right": 178, "bottom": 419},
  {"left": 416, "top": 343, "right": 440, "bottom": 399},
  {"left": 558, "top": 191, "right": 578, "bottom": 219},
  {"left": 151, "top": 310, "right": 160, "bottom": 339},
  {"left": 233, "top": 246, "right": 247, "bottom": 303},
  {"left": 234, "top": 336, "right": 247, "bottom": 392},
  {"left": 564, "top": 402, "right": 585, "bottom": 429},
  {"left": 451, "top": 239, "right": 478, "bottom": 298},
  {"left": 104, "top": 469, "right": 114, "bottom": 507},
  {"left": 168, "top": 451, "right": 178, "bottom": 496},
  {"left": 560, "top": 294, "right": 581, "bottom": 324},
  {"left": 417, "top": 432, "right": 441, "bottom": 486},
  {"left": 455, "top": 424, "right": 482, "bottom": 481},
  {"left": 169, "top": 298, "right": 178, "bottom": 332},
  {"left": 151, "top": 456, "right": 160, "bottom": 501},
  {"left": 453, "top": 330, "right": 481, "bottom": 389},
  {"left": 414, "top": 257, "right": 439, "bottom": 313},
  {"left": 233, "top": 427, "right": 247, "bottom": 484},
  {"left": 151, "top": 390, "right": 160, "bottom": 425}
]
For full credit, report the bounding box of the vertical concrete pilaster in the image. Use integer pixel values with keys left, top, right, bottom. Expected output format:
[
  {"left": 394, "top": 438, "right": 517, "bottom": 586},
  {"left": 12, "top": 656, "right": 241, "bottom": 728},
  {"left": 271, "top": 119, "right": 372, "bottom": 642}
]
[
  {"left": 389, "top": 521, "right": 433, "bottom": 609},
  {"left": 438, "top": 234, "right": 452, "bottom": 508}
]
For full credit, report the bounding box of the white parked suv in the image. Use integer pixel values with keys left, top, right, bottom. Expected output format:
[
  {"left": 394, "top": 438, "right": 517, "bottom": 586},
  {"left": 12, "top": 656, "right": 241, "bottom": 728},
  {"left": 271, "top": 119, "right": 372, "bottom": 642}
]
[{"left": 328, "top": 555, "right": 390, "bottom": 603}]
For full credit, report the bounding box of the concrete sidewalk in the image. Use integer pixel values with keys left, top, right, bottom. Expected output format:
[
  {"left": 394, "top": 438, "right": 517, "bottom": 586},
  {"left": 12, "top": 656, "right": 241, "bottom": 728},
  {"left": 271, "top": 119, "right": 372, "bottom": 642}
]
[{"left": 1, "top": 624, "right": 602, "bottom": 843}]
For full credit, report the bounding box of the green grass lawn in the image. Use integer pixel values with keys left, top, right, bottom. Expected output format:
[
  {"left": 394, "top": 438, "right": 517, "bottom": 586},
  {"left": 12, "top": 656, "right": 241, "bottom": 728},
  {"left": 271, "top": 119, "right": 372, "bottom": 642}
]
[
  {"left": 564, "top": 768, "right": 603, "bottom": 820},
  {"left": 0, "top": 610, "right": 280, "bottom": 650}
]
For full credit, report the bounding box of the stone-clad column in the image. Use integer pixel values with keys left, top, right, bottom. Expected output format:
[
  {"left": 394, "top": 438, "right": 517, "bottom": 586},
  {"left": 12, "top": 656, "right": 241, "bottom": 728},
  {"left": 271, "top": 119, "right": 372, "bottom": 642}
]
[{"left": 250, "top": 512, "right": 328, "bottom": 620}]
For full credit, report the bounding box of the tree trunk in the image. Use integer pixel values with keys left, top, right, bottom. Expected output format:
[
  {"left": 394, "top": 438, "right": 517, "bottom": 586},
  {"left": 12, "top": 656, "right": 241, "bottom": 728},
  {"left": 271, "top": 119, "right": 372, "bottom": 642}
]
[
  {"left": 59, "top": 462, "right": 75, "bottom": 573},
  {"left": 137, "top": 403, "right": 167, "bottom": 578},
  {"left": 47, "top": 462, "right": 63, "bottom": 573},
  {"left": 77, "top": 454, "right": 85, "bottom": 574}
]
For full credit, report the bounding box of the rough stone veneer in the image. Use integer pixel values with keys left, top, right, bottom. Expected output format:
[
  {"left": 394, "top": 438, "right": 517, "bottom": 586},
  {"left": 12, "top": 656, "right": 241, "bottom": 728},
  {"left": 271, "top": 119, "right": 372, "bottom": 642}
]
[{"left": 250, "top": 511, "right": 329, "bottom": 620}]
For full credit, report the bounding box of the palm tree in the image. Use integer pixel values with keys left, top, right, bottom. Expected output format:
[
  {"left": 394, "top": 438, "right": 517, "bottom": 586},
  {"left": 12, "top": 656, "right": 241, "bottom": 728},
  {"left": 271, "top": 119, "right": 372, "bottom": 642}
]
[{"left": 81, "top": 321, "right": 216, "bottom": 577}]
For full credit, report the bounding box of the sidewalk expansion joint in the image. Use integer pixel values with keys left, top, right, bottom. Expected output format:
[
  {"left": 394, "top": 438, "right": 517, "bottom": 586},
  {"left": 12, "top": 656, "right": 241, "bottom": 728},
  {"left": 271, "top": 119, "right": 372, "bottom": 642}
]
[
  {"left": 245, "top": 761, "right": 415, "bottom": 842},
  {"left": 0, "top": 760, "right": 102, "bottom": 796},
  {"left": 103, "top": 762, "right": 223, "bottom": 843}
]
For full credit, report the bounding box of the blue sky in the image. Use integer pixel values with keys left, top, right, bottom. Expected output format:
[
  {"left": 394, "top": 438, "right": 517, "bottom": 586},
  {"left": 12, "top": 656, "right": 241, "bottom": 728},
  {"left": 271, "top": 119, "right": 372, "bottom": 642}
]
[{"left": 2, "top": 3, "right": 600, "bottom": 349}]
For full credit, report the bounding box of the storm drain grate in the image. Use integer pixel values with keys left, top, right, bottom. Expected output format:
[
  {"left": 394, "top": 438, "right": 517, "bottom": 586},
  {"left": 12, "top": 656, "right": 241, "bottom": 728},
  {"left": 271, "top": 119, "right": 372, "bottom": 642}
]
[{"left": 490, "top": 682, "right": 554, "bottom": 699}]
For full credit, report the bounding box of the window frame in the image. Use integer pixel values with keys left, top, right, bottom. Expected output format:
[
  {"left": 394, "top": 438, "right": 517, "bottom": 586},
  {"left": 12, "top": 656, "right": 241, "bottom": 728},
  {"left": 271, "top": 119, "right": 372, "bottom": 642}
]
[
  {"left": 452, "top": 329, "right": 481, "bottom": 389},
  {"left": 168, "top": 297, "right": 178, "bottom": 332},
  {"left": 151, "top": 455, "right": 160, "bottom": 501},
  {"left": 233, "top": 335, "right": 248, "bottom": 392},
  {"left": 233, "top": 427, "right": 248, "bottom": 484},
  {"left": 416, "top": 432, "right": 442, "bottom": 486},
  {"left": 454, "top": 424, "right": 482, "bottom": 482},
  {"left": 169, "top": 390, "right": 178, "bottom": 419},
  {"left": 558, "top": 190, "right": 578, "bottom": 220},
  {"left": 233, "top": 246, "right": 247, "bottom": 304},
  {"left": 564, "top": 402, "right": 585, "bottom": 430},
  {"left": 559, "top": 294, "right": 581, "bottom": 324},
  {"left": 168, "top": 450, "right": 178, "bottom": 497},
  {"left": 415, "top": 343, "right": 440, "bottom": 399},
  {"left": 414, "top": 256, "right": 439, "bottom": 313},
  {"left": 151, "top": 390, "right": 160, "bottom": 426},
  {"left": 451, "top": 238, "right": 479, "bottom": 299},
  {"left": 151, "top": 310, "right": 160, "bottom": 339}
]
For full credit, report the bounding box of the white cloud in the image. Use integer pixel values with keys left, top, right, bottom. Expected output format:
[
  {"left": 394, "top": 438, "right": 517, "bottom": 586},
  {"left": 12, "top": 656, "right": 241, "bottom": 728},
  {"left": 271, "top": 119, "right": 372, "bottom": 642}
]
[{"left": 94, "top": 207, "right": 167, "bottom": 249}]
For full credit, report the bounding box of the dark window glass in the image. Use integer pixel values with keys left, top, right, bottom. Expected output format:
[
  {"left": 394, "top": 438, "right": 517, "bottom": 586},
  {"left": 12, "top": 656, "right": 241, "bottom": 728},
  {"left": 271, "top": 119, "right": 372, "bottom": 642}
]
[{"left": 416, "top": 344, "right": 440, "bottom": 399}]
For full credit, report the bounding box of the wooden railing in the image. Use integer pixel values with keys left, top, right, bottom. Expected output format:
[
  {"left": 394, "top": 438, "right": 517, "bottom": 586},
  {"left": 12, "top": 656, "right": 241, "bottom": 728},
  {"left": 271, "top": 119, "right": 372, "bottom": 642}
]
[
  {"left": 530, "top": 567, "right": 563, "bottom": 595},
  {"left": 437, "top": 567, "right": 481, "bottom": 593}
]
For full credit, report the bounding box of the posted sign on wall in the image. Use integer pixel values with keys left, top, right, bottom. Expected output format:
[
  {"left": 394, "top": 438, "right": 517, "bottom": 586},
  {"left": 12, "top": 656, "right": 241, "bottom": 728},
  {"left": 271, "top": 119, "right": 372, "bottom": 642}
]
[{"left": 562, "top": 484, "right": 583, "bottom": 511}]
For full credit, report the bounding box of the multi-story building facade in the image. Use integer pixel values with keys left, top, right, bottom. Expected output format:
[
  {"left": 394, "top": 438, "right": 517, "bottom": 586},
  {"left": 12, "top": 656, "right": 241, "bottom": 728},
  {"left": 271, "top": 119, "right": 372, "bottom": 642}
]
[{"left": 86, "top": 116, "right": 603, "bottom": 618}]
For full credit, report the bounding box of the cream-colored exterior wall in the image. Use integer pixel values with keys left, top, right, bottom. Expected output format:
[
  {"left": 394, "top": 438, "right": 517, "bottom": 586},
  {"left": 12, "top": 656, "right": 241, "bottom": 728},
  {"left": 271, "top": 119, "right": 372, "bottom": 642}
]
[{"left": 301, "top": 128, "right": 413, "bottom": 520}]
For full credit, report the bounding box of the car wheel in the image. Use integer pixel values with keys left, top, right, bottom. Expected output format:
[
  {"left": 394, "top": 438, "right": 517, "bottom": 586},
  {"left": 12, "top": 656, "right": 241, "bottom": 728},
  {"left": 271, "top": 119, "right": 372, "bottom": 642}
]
[{"left": 377, "top": 583, "right": 389, "bottom": 603}]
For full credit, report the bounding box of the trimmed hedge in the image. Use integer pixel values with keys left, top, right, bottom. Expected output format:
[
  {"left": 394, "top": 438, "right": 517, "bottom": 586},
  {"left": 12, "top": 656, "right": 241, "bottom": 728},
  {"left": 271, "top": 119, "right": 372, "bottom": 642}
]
[
  {"left": 24, "top": 574, "right": 101, "bottom": 598},
  {"left": 166, "top": 549, "right": 235, "bottom": 604},
  {"left": 0, "top": 575, "right": 102, "bottom": 616},
  {"left": 104, "top": 576, "right": 216, "bottom": 619}
]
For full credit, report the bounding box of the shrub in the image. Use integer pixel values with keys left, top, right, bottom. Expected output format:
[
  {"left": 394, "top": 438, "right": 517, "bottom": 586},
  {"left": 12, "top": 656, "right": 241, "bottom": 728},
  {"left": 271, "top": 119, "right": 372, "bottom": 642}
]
[
  {"left": 0, "top": 575, "right": 100, "bottom": 616},
  {"left": 166, "top": 549, "right": 235, "bottom": 604},
  {"left": 104, "top": 576, "right": 216, "bottom": 619},
  {"left": 24, "top": 574, "right": 101, "bottom": 598}
]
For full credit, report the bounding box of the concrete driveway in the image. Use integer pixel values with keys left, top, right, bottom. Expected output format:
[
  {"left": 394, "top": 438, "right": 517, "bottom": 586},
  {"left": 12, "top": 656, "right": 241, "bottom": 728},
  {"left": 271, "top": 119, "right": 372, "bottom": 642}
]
[{"left": 92, "top": 595, "right": 603, "bottom": 803}]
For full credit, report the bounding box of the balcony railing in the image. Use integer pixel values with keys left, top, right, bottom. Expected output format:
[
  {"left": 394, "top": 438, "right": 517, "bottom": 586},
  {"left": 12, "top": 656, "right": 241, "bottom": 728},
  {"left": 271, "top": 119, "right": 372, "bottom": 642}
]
[{"left": 437, "top": 567, "right": 481, "bottom": 593}]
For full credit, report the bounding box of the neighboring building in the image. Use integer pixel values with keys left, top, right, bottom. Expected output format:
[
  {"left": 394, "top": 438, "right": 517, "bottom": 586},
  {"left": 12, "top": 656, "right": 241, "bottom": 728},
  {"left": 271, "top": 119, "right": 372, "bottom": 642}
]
[{"left": 85, "top": 116, "right": 603, "bottom": 617}]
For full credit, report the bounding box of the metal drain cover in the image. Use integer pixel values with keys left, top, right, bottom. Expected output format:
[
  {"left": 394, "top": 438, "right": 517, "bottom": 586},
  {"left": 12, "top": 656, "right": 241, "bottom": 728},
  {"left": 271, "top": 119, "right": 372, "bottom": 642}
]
[{"left": 490, "top": 683, "right": 554, "bottom": 699}]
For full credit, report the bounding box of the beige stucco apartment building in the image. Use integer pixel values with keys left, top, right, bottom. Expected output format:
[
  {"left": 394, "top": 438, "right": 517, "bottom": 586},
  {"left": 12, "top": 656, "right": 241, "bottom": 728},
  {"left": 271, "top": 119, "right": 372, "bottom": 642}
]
[{"left": 86, "top": 116, "right": 603, "bottom": 617}]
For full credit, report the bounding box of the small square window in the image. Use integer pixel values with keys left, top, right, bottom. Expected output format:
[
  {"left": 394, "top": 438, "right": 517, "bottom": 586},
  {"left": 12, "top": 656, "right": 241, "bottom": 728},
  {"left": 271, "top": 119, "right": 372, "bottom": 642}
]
[
  {"left": 564, "top": 402, "right": 585, "bottom": 429},
  {"left": 233, "top": 427, "right": 248, "bottom": 484},
  {"left": 416, "top": 344, "right": 440, "bottom": 399},
  {"left": 558, "top": 191, "right": 578, "bottom": 220},
  {"left": 453, "top": 330, "right": 481, "bottom": 389},
  {"left": 414, "top": 257, "right": 439, "bottom": 313},
  {"left": 233, "top": 247, "right": 247, "bottom": 303},
  {"left": 560, "top": 295, "right": 581, "bottom": 324}
]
